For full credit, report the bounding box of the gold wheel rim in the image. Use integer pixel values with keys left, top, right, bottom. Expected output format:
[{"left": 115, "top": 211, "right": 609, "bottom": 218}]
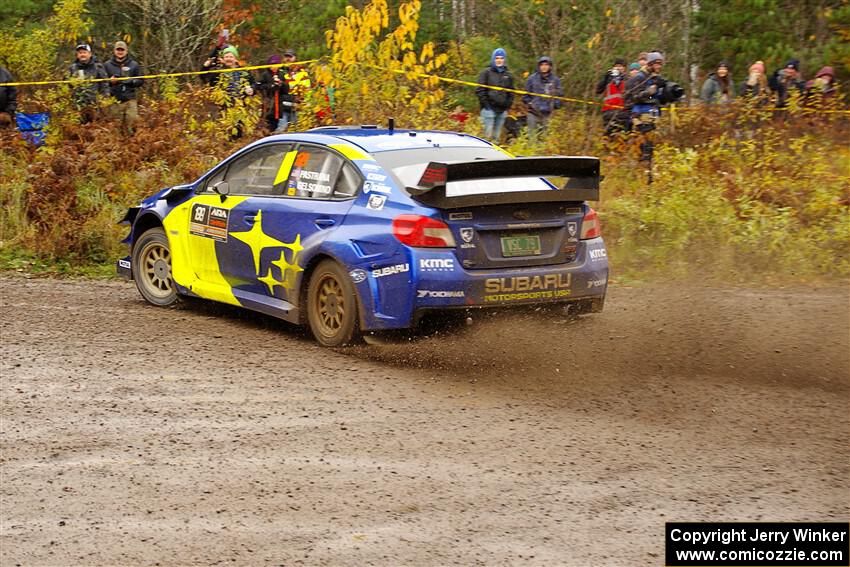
[{"left": 139, "top": 242, "right": 173, "bottom": 298}]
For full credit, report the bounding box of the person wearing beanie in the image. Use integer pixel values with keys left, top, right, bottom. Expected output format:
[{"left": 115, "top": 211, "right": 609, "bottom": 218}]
[
  {"left": 769, "top": 58, "right": 805, "bottom": 108},
  {"left": 103, "top": 41, "right": 143, "bottom": 135},
  {"left": 201, "top": 44, "right": 254, "bottom": 139},
  {"left": 805, "top": 66, "right": 837, "bottom": 99},
  {"left": 68, "top": 43, "right": 109, "bottom": 123},
  {"left": 628, "top": 62, "right": 641, "bottom": 78},
  {"left": 475, "top": 48, "right": 514, "bottom": 140},
  {"left": 739, "top": 60, "right": 769, "bottom": 101},
  {"left": 595, "top": 57, "right": 629, "bottom": 135},
  {"left": 257, "top": 54, "right": 293, "bottom": 132},
  {"left": 700, "top": 61, "right": 735, "bottom": 104},
  {"left": 522, "top": 55, "right": 563, "bottom": 140},
  {"left": 624, "top": 51, "right": 684, "bottom": 163},
  {"left": 803, "top": 67, "right": 838, "bottom": 110}
]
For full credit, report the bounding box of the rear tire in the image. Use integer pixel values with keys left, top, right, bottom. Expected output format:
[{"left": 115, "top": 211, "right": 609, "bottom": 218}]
[
  {"left": 307, "top": 260, "right": 361, "bottom": 347},
  {"left": 132, "top": 227, "right": 179, "bottom": 307}
]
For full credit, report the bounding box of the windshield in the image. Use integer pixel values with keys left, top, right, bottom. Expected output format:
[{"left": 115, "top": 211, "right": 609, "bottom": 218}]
[{"left": 373, "top": 147, "right": 556, "bottom": 196}]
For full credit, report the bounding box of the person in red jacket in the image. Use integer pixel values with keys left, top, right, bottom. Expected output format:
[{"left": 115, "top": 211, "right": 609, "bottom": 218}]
[{"left": 595, "top": 58, "right": 629, "bottom": 135}]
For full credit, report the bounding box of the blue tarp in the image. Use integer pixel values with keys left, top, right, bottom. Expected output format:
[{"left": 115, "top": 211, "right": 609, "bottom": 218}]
[{"left": 15, "top": 112, "right": 50, "bottom": 146}]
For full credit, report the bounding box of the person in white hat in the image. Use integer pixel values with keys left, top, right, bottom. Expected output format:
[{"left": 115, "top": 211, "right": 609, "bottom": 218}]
[{"left": 68, "top": 43, "right": 109, "bottom": 123}]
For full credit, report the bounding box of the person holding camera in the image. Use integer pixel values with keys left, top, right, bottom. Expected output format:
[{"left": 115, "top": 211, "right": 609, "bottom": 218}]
[
  {"left": 624, "top": 52, "right": 684, "bottom": 118},
  {"left": 624, "top": 51, "right": 684, "bottom": 167},
  {"left": 596, "top": 58, "right": 629, "bottom": 135}
]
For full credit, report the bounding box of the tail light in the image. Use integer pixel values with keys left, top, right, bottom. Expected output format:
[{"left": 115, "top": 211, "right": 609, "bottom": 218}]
[
  {"left": 392, "top": 215, "right": 457, "bottom": 247},
  {"left": 580, "top": 207, "right": 601, "bottom": 240}
]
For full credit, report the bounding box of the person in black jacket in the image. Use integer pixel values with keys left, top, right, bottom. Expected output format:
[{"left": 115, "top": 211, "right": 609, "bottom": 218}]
[
  {"left": 103, "top": 41, "right": 143, "bottom": 134},
  {"left": 0, "top": 66, "right": 17, "bottom": 128},
  {"left": 769, "top": 59, "right": 805, "bottom": 109},
  {"left": 475, "top": 48, "right": 514, "bottom": 140},
  {"left": 69, "top": 43, "right": 109, "bottom": 123},
  {"left": 256, "top": 54, "right": 292, "bottom": 132}
]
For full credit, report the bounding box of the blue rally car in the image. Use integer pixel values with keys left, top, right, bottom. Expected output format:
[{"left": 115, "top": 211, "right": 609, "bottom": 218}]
[{"left": 118, "top": 127, "right": 608, "bottom": 346}]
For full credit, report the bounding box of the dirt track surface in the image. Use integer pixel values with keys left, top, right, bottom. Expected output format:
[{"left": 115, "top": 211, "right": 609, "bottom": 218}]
[{"left": 1, "top": 274, "right": 848, "bottom": 566}]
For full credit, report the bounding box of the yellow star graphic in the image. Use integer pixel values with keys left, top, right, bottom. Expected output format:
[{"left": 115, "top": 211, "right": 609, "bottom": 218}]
[
  {"left": 257, "top": 267, "right": 282, "bottom": 295},
  {"left": 229, "top": 210, "right": 289, "bottom": 274},
  {"left": 271, "top": 234, "right": 304, "bottom": 291}
]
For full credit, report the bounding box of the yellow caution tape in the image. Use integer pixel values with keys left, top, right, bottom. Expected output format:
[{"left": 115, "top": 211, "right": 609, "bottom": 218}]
[
  {"left": 0, "top": 59, "right": 319, "bottom": 87},
  {"left": 2, "top": 58, "right": 848, "bottom": 116},
  {"left": 368, "top": 63, "right": 850, "bottom": 115}
]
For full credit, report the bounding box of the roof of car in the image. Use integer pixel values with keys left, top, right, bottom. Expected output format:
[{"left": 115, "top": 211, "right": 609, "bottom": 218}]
[{"left": 258, "top": 128, "right": 492, "bottom": 154}]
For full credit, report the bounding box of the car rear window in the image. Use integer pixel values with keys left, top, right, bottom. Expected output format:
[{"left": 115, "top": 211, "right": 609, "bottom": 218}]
[{"left": 373, "top": 147, "right": 556, "bottom": 196}]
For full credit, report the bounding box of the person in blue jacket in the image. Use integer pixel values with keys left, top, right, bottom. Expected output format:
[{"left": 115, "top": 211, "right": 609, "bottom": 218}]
[{"left": 522, "top": 56, "right": 563, "bottom": 141}]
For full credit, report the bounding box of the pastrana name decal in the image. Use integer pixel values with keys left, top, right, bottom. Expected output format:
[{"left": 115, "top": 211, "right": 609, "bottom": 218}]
[{"left": 189, "top": 204, "right": 230, "bottom": 242}]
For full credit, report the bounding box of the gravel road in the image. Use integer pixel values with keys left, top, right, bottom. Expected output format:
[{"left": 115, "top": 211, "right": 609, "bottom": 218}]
[{"left": 1, "top": 274, "right": 848, "bottom": 566}]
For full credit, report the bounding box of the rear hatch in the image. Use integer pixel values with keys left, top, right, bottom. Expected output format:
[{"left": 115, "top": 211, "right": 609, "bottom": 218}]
[
  {"left": 441, "top": 202, "right": 585, "bottom": 269},
  {"left": 373, "top": 147, "right": 600, "bottom": 270}
]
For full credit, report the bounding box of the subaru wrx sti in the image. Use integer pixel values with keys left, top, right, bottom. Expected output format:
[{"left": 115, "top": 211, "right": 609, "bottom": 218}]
[{"left": 118, "top": 127, "right": 608, "bottom": 346}]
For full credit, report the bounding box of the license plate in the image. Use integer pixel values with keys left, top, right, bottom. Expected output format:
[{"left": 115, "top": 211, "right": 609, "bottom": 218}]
[{"left": 500, "top": 234, "right": 541, "bottom": 257}]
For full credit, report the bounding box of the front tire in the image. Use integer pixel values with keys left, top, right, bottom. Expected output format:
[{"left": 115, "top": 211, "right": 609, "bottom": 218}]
[
  {"left": 307, "top": 260, "right": 361, "bottom": 347},
  {"left": 132, "top": 227, "right": 179, "bottom": 307}
]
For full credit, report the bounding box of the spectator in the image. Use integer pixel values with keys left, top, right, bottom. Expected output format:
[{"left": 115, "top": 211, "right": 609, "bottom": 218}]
[
  {"left": 522, "top": 56, "right": 563, "bottom": 140},
  {"left": 637, "top": 52, "right": 648, "bottom": 72},
  {"left": 475, "top": 47, "right": 514, "bottom": 141},
  {"left": 738, "top": 61, "right": 769, "bottom": 101},
  {"left": 595, "top": 58, "right": 628, "bottom": 135},
  {"left": 257, "top": 54, "right": 292, "bottom": 132},
  {"left": 282, "top": 49, "right": 311, "bottom": 131},
  {"left": 624, "top": 51, "right": 684, "bottom": 163},
  {"left": 627, "top": 62, "right": 641, "bottom": 79},
  {"left": 211, "top": 46, "right": 254, "bottom": 101},
  {"left": 769, "top": 59, "right": 804, "bottom": 108},
  {"left": 0, "top": 65, "right": 17, "bottom": 129},
  {"left": 700, "top": 61, "right": 735, "bottom": 104},
  {"left": 103, "top": 41, "right": 143, "bottom": 135},
  {"left": 805, "top": 66, "right": 837, "bottom": 100},
  {"left": 625, "top": 52, "right": 682, "bottom": 118},
  {"left": 69, "top": 44, "right": 108, "bottom": 123},
  {"left": 202, "top": 46, "right": 253, "bottom": 139}
]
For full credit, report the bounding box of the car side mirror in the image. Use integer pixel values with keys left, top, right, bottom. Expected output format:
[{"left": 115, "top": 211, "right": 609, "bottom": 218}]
[{"left": 211, "top": 180, "right": 230, "bottom": 201}]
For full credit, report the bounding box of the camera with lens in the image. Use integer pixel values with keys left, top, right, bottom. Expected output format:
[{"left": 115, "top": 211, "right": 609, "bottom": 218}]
[{"left": 663, "top": 81, "right": 685, "bottom": 102}]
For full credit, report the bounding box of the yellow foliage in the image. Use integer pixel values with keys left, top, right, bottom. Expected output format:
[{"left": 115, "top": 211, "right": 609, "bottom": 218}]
[{"left": 318, "top": 0, "right": 447, "bottom": 126}]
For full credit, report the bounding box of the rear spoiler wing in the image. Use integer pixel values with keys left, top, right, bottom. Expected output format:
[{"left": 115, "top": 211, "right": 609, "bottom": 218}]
[{"left": 405, "top": 156, "right": 600, "bottom": 209}]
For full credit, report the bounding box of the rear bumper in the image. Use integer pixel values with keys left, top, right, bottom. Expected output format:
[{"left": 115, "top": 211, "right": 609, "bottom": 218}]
[
  {"left": 359, "top": 237, "right": 608, "bottom": 331},
  {"left": 117, "top": 256, "right": 132, "bottom": 280}
]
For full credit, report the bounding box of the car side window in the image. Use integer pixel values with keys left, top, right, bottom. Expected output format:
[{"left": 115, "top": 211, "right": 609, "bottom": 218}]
[
  {"left": 208, "top": 144, "right": 293, "bottom": 196},
  {"left": 334, "top": 162, "right": 362, "bottom": 199},
  {"left": 283, "top": 146, "right": 359, "bottom": 200}
]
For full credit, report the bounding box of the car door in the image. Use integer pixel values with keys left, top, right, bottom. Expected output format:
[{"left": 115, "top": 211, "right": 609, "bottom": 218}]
[
  {"left": 183, "top": 143, "right": 294, "bottom": 300},
  {"left": 254, "top": 144, "right": 362, "bottom": 306}
]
